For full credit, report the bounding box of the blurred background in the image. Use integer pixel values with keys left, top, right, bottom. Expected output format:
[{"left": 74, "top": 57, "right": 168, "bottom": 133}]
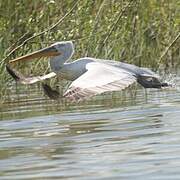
[{"left": 0, "top": 0, "right": 179, "bottom": 102}]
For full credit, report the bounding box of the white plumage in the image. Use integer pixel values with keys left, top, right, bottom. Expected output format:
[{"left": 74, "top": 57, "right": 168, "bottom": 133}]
[{"left": 7, "top": 41, "right": 169, "bottom": 101}]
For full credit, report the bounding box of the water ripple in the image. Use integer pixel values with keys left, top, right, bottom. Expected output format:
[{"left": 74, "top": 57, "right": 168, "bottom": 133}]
[{"left": 0, "top": 85, "right": 180, "bottom": 179}]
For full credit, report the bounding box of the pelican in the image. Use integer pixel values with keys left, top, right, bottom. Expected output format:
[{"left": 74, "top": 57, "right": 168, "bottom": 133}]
[{"left": 6, "top": 41, "right": 169, "bottom": 101}]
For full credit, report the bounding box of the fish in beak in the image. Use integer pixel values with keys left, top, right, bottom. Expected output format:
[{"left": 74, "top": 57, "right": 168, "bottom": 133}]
[{"left": 9, "top": 45, "right": 61, "bottom": 64}]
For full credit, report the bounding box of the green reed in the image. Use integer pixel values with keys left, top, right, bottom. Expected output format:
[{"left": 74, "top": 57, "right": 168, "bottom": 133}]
[{"left": 0, "top": 0, "right": 179, "bottom": 102}]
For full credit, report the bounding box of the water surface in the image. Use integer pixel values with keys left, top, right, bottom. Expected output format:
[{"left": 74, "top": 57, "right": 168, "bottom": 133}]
[{"left": 0, "top": 83, "right": 180, "bottom": 179}]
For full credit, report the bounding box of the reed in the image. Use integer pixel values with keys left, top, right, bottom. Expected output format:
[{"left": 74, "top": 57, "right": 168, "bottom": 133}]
[{"left": 0, "top": 0, "right": 179, "bottom": 102}]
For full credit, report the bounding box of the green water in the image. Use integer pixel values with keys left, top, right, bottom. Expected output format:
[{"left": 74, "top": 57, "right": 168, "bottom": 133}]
[{"left": 0, "top": 83, "right": 180, "bottom": 179}]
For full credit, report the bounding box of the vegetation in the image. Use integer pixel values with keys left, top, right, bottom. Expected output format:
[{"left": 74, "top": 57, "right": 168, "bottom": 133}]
[{"left": 0, "top": 0, "right": 179, "bottom": 101}]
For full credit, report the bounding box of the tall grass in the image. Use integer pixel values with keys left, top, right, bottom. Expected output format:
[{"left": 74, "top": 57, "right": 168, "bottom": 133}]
[{"left": 0, "top": 0, "right": 179, "bottom": 102}]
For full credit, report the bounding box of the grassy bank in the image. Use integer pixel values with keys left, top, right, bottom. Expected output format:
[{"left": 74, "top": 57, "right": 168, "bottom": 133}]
[{"left": 0, "top": 0, "right": 179, "bottom": 101}]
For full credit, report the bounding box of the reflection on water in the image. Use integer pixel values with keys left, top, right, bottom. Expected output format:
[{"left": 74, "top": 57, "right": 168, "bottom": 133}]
[{"left": 1, "top": 83, "right": 180, "bottom": 179}]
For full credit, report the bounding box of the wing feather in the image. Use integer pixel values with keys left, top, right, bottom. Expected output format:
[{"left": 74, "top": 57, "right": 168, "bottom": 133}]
[
  {"left": 20, "top": 72, "right": 56, "bottom": 84},
  {"left": 6, "top": 65, "right": 56, "bottom": 84},
  {"left": 64, "top": 62, "right": 137, "bottom": 101}
]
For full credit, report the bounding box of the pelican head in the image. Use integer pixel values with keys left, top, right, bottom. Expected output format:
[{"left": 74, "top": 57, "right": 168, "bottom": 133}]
[
  {"left": 49, "top": 41, "right": 74, "bottom": 72},
  {"left": 9, "top": 41, "right": 74, "bottom": 71}
]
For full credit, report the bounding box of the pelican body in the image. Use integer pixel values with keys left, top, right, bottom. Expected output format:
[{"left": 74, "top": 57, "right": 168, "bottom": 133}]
[{"left": 7, "top": 41, "right": 168, "bottom": 101}]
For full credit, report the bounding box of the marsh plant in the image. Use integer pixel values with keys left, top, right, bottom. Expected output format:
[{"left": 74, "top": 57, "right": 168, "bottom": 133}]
[{"left": 0, "top": 0, "right": 179, "bottom": 102}]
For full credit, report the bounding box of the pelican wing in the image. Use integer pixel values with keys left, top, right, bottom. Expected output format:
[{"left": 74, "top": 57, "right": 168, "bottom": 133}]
[
  {"left": 6, "top": 65, "right": 56, "bottom": 84},
  {"left": 64, "top": 62, "right": 137, "bottom": 101},
  {"left": 18, "top": 72, "right": 57, "bottom": 84}
]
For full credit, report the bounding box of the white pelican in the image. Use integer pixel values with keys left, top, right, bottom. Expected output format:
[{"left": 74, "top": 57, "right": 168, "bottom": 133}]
[{"left": 6, "top": 41, "right": 169, "bottom": 101}]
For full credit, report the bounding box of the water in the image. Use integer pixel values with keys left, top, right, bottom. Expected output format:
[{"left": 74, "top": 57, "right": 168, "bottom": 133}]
[{"left": 1, "top": 83, "right": 180, "bottom": 180}]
